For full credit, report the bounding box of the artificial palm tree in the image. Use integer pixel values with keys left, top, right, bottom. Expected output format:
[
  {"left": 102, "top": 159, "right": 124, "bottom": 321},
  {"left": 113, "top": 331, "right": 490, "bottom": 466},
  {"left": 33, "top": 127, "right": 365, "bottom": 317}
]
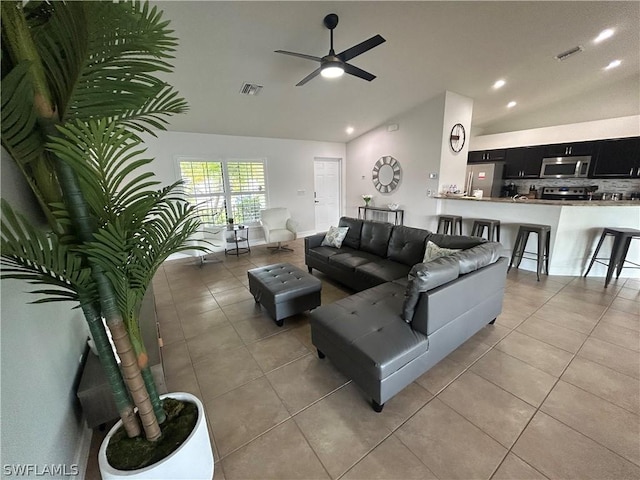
[{"left": 1, "top": 0, "right": 190, "bottom": 442}]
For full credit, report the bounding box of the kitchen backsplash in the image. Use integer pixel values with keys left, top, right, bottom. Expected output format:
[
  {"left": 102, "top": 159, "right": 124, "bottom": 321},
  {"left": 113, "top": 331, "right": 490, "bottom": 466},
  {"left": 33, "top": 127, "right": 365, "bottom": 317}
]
[{"left": 503, "top": 178, "right": 640, "bottom": 197}]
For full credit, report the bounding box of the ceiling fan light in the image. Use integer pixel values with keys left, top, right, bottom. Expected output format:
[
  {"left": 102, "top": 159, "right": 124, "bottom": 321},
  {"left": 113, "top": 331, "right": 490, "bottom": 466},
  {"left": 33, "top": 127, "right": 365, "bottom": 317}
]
[{"left": 321, "top": 64, "right": 344, "bottom": 78}]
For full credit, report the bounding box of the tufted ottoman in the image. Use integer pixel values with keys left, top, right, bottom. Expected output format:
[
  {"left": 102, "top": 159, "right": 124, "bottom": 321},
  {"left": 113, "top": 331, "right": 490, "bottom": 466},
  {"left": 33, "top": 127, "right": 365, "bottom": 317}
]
[{"left": 247, "top": 263, "right": 322, "bottom": 326}]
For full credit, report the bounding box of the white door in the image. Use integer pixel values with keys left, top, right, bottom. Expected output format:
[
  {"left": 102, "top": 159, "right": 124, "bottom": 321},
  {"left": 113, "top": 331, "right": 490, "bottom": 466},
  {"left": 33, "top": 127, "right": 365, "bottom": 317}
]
[{"left": 314, "top": 158, "right": 341, "bottom": 232}]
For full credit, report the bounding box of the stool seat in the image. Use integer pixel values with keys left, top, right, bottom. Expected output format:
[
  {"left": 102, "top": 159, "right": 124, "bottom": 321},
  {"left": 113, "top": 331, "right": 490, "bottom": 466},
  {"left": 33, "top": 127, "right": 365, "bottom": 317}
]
[
  {"left": 470, "top": 218, "right": 501, "bottom": 242},
  {"left": 508, "top": 223, "right": 551, "bottom": 281},
  {"left": 437, "top": 215, "right": 462, "bottom": 235},
  {"left": 584, "top": 227, "right": 640, "bottom": 288}
]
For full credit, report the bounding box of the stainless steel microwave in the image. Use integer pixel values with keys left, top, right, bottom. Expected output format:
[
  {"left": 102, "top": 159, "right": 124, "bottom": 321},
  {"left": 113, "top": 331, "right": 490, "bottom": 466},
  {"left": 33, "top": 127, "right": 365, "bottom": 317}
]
[{"left": 539, "top": 156, "right": 591, "bottom": 178}]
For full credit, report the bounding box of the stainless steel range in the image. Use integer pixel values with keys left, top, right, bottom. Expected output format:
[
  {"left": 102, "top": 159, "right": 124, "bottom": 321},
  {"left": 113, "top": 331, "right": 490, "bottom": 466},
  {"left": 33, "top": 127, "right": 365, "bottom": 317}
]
[{"left": 540, "top": 186, "right": 592, "bottom": 200}]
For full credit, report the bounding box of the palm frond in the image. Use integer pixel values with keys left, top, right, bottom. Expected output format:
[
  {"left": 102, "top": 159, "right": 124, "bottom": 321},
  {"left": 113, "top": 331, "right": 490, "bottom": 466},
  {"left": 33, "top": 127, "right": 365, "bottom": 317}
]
[
  {"left": 30, "top": 0, "right": 187, "bottom": 130},
  {"left": 0, "top": 199, "right": 96, "bottom": 303}
]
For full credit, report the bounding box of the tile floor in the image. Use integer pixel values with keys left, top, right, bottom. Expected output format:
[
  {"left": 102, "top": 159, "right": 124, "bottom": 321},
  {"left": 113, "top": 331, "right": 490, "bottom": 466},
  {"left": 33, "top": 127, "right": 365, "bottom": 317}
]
[{"left": 86, "top": 238, "right": 640, "bottom": 479}]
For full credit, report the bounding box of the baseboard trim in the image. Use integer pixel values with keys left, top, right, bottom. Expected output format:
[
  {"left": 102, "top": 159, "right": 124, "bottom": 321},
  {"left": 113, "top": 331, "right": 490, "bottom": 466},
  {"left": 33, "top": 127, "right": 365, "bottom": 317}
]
[{"left": 73, "top": 421, "right": 93, "bottom": 480}]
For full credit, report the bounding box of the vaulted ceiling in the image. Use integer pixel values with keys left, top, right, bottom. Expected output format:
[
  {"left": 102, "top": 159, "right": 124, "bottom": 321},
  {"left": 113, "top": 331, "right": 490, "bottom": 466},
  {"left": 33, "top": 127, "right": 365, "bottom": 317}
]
[{"left": 155, "top": 1, "right": 640, "bottom": 143}]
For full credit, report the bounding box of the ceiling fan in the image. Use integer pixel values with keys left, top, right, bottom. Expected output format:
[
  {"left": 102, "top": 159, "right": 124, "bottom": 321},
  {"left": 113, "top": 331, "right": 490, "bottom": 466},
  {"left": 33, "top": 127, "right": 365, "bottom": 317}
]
[{"left": 275, "top": 13, "right": 386, "bottom": 86}]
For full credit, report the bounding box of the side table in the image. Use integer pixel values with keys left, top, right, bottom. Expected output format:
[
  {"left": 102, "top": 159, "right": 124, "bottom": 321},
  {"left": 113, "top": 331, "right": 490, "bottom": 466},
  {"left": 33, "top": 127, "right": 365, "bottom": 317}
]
[{"left": 225, "top": 225, "right": 251, "bottom": 255}]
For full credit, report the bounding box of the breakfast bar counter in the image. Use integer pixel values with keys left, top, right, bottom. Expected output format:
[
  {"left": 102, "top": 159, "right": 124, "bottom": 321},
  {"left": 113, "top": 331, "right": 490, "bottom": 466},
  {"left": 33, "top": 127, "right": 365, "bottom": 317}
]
[{"left": 434, "top": 196, "right": 640, "bottom": 277}]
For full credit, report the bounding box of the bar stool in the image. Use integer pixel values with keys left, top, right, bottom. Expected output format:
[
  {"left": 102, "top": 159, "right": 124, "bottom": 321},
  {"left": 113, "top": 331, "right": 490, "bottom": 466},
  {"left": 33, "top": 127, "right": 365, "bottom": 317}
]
[
  {"left": 470, "top": 219, "right": 501, "bottom": 242},
  {"left": 508, "top": 223, "right": 551, "bottom": 281},
  {"left": 584, "top": 227, "right": 640, "bottom": 288},
  {"left": 437, "top": 215, "right": 462, "bottom": 235}
]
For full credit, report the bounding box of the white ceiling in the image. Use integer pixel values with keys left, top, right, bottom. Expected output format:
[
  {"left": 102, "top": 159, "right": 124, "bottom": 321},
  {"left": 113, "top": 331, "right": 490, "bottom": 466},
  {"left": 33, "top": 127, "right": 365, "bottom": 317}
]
[{"left": 154, "top": 1, "right": 640, "bottom": 143}]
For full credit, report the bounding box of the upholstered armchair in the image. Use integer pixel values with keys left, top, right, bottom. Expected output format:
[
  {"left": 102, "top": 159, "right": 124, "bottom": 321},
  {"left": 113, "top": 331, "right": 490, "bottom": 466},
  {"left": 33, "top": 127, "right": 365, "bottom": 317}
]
[{"left": 260, "top": 208, "right": 297, "bottom": 252}]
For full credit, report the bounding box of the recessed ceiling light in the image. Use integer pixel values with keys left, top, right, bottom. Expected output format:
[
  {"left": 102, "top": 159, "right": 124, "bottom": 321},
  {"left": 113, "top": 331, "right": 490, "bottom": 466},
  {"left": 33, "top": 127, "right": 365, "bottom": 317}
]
[
  {"left": 605, "top": 59, "right": 622, "bottom": 70},
  {"left": 507, "top": 101, "right": 517, "bottom": 108},
  {"left": 594, "top": 28, "right": 614, "bottom": 43},
  {"left": 493, "top": 79, "right": 506, "bottom": 89},
  {"left": 346, "top": 126, "right": 354, "bottom": 135}
]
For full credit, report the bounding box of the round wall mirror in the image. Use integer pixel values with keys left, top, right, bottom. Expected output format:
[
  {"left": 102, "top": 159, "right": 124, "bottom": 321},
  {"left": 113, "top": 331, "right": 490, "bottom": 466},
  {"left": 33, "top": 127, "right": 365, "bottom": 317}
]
[{"left": 372, "top": 156, "right": 401, "bottom": 193}]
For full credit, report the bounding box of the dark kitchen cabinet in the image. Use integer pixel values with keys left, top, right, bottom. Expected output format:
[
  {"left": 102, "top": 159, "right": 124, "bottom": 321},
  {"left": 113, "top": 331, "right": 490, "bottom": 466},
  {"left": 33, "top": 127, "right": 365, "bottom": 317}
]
[
  {"left": 590, "top": 137, "right": 640, "bottom": 178},
  {"left": 503, "top": 146, "right": 545, "bottom": 179},
  {"left": 544, "top": 141, "right": 595, "bottom": 157},
  {"left": 468, "top": 149, "right": 506, "bottom": 163}
]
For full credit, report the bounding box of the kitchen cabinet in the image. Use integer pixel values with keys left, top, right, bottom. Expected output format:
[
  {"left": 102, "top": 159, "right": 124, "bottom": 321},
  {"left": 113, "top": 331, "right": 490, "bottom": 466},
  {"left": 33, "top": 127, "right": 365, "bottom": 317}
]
[
  {"left": 590, "top": 137, "right": 640, "bottom": 178},
  {"left": 468, "top": 149, "right": 506, "bottom": 163},
  {"left": 544, "top": 141, "right": 595, "bottom": 157},
  {"left": 503, "top": 146, "right": 545, "bottom": 179}
]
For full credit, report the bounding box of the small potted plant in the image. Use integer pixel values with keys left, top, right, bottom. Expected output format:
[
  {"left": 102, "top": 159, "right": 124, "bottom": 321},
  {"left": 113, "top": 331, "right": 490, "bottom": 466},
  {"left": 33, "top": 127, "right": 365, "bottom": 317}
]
[{"left": 362, "top": 194, "right": 373, "bottom": 206}]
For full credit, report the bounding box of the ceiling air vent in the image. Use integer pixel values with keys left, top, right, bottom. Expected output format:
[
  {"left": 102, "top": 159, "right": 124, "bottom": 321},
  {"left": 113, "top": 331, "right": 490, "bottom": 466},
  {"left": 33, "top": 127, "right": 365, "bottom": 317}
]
[
  {"left": 239, "top": 82, "right": 263, "bottom": 96},
  {"left": 554, "top": 45, "right": 584, "bottom": 62}
]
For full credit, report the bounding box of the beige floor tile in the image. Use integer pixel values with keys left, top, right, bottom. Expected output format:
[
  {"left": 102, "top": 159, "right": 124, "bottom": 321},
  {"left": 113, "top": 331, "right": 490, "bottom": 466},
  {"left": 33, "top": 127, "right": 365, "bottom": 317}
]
[
  {"left": 541, "top": 380, "right": 640, "bottom": 465},
  {"left": 221, "top": 419, "right": 330, "bottom": 480},
  {"left": 180, "top": 308, "right": 229, "bottom": 339},
  {"left": 501, "top": 293, "right": 545, "bottom": 318},
  {"left": 545, "top": 292, "right": 609, "bottom": 319},
  {"left": 288, "top": 322, "right": 315, "bottom": 352},
  {"left": 233, "top": 315, "right": 290, "bottom": 344},
  {"left": 164, "top": 364, "right": 201, "bottom": 398},
  {"left": 470, "top": 349, "right": 556, "bottom": 407},
  {"left": 221, "top": 298, "right": 267, "bottom": 323},
  {"left": 186, "top": 323, "right": 244, "bottom": 363},
  {"left": 266, "top": 354, "right": 350, "bottom": 415},
  {"left": 247, "top": 330, "right": 310, "bottom": 373},
  {"left": 415, "top": 357, "right": 466, "bottom": 395},
  {"left": 609, "top": 296, "right": 640, "bottom": 315},
  {"left": 492, "top": 453, "right": 548, "bottom": 479},
  {"left": 561, "top": 357, "right": 640, "bottom": 414},
  {"left": 533, "top": 302, "right": 600, "bottom": 334},
  {"left": 174, "top": 295, "right": 220, "bottom": 319},
  {"left": 556, "top": 283, "right": 616, "bottom": 307},
  {"left": 471, "top": 323, "right": 512, "bottom": 347},
  {"left": 294, "top": 383, "right": 392, "bottom": 479},
  {"left": 446, "top": 336, "right": 492, "bottom": 367},
  {"left": 496, "top": 331, "right": 573, "bottom": 377},
  {"left": 578, "top": 336, "right": 640, "bottom": 379},
  {"left": 206, "top": 277, "right": 245, "bottom": 294},
  {"left": 513, "top": 411, "right": 640, "bottom": 479},
  {"left": 376, "top": 382, "right": 433, "bottom": 432},
  {"left": 439, "top": 371, "right": 536, "bottom": 448},
  {"left": 158, "top": 316, "right": 185, "bottom": 346},
  {"left": 342, "top": 434, "right": 437, "bottom": 480},
  {"left": 212, "top": 286, "right": 254, "bottom": 307},
  {"left": 194, "top": 346, "right": 264, "bottom": 401},
  {"left": 616, "top": 286, "right": 640, "bottom": 302},
  {"left": 600, "top": 307, "right": 640, "bottom": 332},
  {"left": 517, "top": 314, "right": 588, "bottom": 353},
  {"left": 495, "top": 309, "right": 528, "bottom": 329},
  {"left": 161, "top": 340, "right": 192, "bottom": 377},
  {"left": 591, "top": 321, "right": 640, "bottom": 351},
  {"left": 206, "top": 376, "right": 290, "bottom": 458},
  {"left": 395, "top": 398, "right": 506, "bottom": 480}
]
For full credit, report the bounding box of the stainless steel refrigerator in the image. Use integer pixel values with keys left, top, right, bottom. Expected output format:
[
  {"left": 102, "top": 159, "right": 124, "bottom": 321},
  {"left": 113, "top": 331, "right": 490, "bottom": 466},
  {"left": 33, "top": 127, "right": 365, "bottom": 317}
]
[{"left": 465, "top": 163, "right": 504, "bottom": 198}]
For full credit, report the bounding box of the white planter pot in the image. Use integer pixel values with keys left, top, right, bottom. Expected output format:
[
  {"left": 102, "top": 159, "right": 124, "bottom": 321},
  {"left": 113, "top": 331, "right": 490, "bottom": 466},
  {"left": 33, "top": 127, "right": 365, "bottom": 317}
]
[{"left": 98, "top": 392, "right": 214, "bottom": 479}]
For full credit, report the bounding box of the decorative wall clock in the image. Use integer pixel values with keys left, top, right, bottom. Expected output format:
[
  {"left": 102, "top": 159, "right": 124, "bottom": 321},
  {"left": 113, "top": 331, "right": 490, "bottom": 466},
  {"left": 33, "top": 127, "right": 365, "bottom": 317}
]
[
  {"left": 450, "top": 123, "right": 466, "bottom": 152},
  {"left": 372, "top": 156, "right": 401, "bottom": 193}
]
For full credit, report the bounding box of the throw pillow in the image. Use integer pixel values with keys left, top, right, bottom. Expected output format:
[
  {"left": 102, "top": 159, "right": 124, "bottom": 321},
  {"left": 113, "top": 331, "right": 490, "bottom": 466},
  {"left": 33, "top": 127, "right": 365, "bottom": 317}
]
[
  {"left": 423, "top": 240, "right": 460, "bottom": 263},
  {"left": 321, "top": 226, "right": 349, "bottom": 248}
]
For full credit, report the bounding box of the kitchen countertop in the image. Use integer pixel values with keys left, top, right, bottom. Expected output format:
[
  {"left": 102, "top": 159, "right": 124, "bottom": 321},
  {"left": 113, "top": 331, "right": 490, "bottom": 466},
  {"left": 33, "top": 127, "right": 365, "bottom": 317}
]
[{"left": 435, "top": 195, "right": 639, "bottom": 206}]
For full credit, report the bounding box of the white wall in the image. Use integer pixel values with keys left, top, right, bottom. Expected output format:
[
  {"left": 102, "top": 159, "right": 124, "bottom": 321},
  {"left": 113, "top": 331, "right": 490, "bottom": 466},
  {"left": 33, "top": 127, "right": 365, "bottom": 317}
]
[
  {"left": 0, "top": 148, "right": 91, "bottom": 477},
  {"left": 345, "top": 91, "right": 473, "bottom": 230},
  {"left": 141, "top": 131, "right": 346, "bottom": 237},
  {"left": 470, "top": 114, "right": 640, "bottom": 150}
]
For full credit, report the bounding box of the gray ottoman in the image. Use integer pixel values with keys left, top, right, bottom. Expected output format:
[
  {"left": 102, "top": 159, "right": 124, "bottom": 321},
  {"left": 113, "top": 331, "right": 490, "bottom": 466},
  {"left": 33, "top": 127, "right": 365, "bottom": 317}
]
[{"left": 248, "top": 263, "right": 322, "bottom": 326}]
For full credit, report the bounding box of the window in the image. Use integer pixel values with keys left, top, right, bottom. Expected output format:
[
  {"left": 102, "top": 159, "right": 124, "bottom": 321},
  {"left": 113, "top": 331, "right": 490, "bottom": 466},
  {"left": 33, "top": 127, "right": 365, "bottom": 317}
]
[{"left": 179, "top": 159, "right": 266, "bottom": 225}]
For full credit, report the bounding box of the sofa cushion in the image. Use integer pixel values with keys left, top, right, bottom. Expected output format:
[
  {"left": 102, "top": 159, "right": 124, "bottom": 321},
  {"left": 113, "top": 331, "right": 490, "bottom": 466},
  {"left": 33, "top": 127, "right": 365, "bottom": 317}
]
[
  {"left": 423, "top": 240, "right": 460, "bottom": 263},
  {"left": 311, "top": 282, "right": 428, "bottom": 380},
  {"left": 306, "top": 245, "right": 343, "bottom": 263},
  {"left": 387, "top": 225, "right": 431, "bottom": 266},
  {"left": 321, "top": 226, "right": 349, "bottom": 248},
  {"left": 329, "top": 250, "right": 381, "bottom": 270},
  {"left": 360, "top": 220, "right": 393, "bottom": 257},
  {"left": 427, "top": 233, "right": 486, "bottom": 250},
  {"left": 453, "top": 241, "right": 503, "bottom": 274},
  {"left": 355, "top": 259, "right": 412, "bottom": 284},
  {"left": 402, "top": 256, "right": 460, "bottom": 324},
  {"left": 339, "top": 217, "right": 364, "bottom": 250}
]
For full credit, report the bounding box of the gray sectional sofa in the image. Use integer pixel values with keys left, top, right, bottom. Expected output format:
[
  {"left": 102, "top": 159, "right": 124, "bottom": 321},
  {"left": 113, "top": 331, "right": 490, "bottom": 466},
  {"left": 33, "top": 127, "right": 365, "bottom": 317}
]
[{"left": 305, "top": 217, "right": 508, "bottom": 411}]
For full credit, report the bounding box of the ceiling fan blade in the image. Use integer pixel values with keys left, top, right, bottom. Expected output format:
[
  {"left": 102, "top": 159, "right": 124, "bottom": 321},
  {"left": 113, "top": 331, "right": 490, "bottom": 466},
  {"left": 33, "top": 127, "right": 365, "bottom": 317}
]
[
  {"left": 296, "top": 67, "right": 322, "bottom": 86},
  {"left": 274, "top": 50, "right": 322, "bottom": 62},
  {"left": 343, "top": 63, "right": 376, "bottom": 82},
  {"left": 337, "top": 34, "right": 385, "bottom": 62}
]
